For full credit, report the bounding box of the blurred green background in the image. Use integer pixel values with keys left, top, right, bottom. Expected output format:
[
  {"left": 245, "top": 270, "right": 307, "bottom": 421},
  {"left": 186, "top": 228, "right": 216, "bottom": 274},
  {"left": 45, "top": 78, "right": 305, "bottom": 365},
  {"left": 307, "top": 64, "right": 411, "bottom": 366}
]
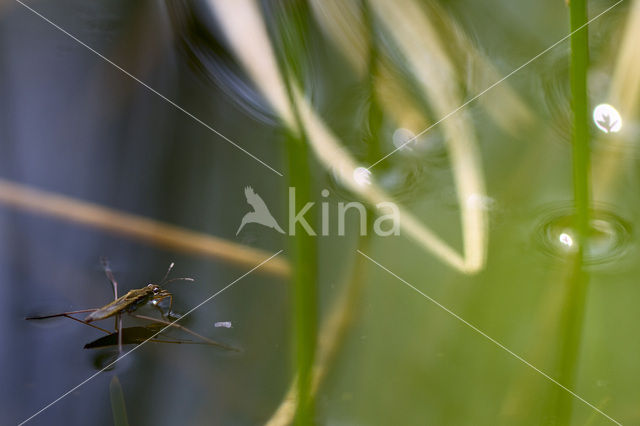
[{"left": 1, "top": 0, "right": 638, "bottom": 425}]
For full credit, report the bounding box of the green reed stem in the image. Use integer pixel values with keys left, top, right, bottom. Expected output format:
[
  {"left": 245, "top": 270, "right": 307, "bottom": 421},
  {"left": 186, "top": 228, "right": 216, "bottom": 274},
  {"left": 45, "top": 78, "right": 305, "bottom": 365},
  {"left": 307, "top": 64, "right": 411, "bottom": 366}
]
[
  {"left": 554, "top": 0, "right": 591, "bottom": 423},
  {"left": 570, "top": 0, "right": 591, "bottom": 240},
  {"left": 285, "top": 131, "right": 318, "bottom": 425},
  {"left": 265, "top": 3, "right": 319, "bottom": 422}
]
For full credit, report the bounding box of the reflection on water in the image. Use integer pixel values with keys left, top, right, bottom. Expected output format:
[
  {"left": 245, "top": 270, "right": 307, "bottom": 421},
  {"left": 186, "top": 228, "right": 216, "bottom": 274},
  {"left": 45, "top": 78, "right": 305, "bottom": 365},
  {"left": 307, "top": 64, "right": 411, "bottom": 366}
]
[
  {"left": 558, "top": 232, "right": 575, "bottom": 249},
  {"left": 534, "top": 204, "right": 632, "bottom": 266},
  {"left": 543, "top": 54, "right": 640, "bottom": 155},
  {"left": 93, "top": 351, "right": 119, "bottom": 372},
  {"left": 593, "top": 103, "right": 622, "bottom": 133},
  {"left": 352, "top": 167, "right": 372, "bottom": 186},
  {"left": 166, "top": 0, "right": 279, "bottom": 126},
  {"left": 328, "top": 161, "right": 433, "bottom": 204},
  {"left": 390, "top": 126, "right": 450, "bottom": 167}
]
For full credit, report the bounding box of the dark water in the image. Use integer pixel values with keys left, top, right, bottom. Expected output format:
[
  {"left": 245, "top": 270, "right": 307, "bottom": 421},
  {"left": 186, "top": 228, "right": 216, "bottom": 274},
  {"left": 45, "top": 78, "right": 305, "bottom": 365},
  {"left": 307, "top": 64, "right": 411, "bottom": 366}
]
[{"left": 1, "top": 0, "right": 638, "bottom": 425}]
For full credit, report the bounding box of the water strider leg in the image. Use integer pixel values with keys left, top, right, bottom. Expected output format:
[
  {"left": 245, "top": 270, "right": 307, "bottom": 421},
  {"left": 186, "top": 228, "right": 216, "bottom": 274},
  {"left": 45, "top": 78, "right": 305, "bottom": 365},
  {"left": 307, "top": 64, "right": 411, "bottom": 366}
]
[
  {"left": 26, "top": 309, "right": 112, "bottom": 334},
  {"left": 100, "top": 257, "right": 122, "bottom": 334},
  {"left": 101, "top": 258, "right": 122, "bottom": 351},
  {"left": 26, "top": 308, "right": 99, "bottom": 320},
  {"left": 117, "top": 313, "right": 123, "bottom": 354},
  {"left": 159, "top": 262, "right": 175, "bottom": 284},
  {"left": 100, "top": 257, "right": 119, "bottom": 299},
  {"left": 63, "top": 314, "right": 112, "bottom": 334},
  {"left": 151, "top": 293, "right": 178, "bottom": 320},
  {"left": 164, "top": 294, "right": 175, "bottom": 319}
]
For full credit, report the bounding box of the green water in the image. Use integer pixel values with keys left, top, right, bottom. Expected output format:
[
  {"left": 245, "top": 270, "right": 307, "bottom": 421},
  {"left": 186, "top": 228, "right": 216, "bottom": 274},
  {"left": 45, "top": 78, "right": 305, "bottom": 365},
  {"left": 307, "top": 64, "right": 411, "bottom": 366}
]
[{"left": 2, "top": 0, "right": 638, "bottom": 425}]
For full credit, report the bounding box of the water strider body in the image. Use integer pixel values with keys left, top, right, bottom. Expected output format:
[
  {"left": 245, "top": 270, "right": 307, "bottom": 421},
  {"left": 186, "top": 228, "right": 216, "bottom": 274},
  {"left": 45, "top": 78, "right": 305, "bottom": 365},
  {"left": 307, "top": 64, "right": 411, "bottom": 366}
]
[{"left": 84, "top": 284, "right": 173, "bottom": 322}]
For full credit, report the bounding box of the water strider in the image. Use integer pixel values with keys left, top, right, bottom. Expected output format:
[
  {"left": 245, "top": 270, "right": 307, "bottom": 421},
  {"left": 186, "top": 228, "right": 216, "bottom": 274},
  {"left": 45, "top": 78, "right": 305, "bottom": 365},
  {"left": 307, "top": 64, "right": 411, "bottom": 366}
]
[
  {"left": 26, "top": 259, "right": 238, "bottom": 353},
  {"left": 84, "top": 283, "right": 177, "bottom": 323}
]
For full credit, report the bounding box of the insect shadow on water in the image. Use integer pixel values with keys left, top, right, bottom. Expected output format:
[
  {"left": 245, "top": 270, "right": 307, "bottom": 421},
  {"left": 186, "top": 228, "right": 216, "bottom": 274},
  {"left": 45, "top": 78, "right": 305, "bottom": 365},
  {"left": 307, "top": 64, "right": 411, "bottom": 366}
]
[{"left": 25, "top": 258, "right": 239, "bottom": 354}]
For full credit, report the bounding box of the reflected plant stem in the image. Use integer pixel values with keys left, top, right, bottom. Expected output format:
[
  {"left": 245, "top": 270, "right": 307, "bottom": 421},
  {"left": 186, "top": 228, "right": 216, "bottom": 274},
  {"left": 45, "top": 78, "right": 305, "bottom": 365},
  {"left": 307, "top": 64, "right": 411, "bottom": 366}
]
[
  {"left": 555, "top": 0, "right": 591, "bottom": 423},
  {"left": 265, "top": 234, "right": 371, "bottom": 426},
  {"left": 0, "top": 179, "right": 290, "bottom": 277},
  {"left": 109, "top": 376, "right": 130, "bottom": 426},
  {"left": 554, "top": 255, "right": 589, "bottom": 425}
]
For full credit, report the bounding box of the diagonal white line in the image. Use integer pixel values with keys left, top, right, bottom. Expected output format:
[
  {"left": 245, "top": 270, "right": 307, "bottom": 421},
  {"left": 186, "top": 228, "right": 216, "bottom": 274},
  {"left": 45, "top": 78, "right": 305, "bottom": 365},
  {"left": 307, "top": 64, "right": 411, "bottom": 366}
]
[
  {"left": 14, "top": 0, "right": 284, "bottom": 177},
  {"left": 18, "top": 250, "right": 284, "bottom": 425},
  {"left": 356, "top": 250, "right": 622, "bottom": 426},
  {"left": 367, "top": 0, "right": 624, "bottom": 170}
]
